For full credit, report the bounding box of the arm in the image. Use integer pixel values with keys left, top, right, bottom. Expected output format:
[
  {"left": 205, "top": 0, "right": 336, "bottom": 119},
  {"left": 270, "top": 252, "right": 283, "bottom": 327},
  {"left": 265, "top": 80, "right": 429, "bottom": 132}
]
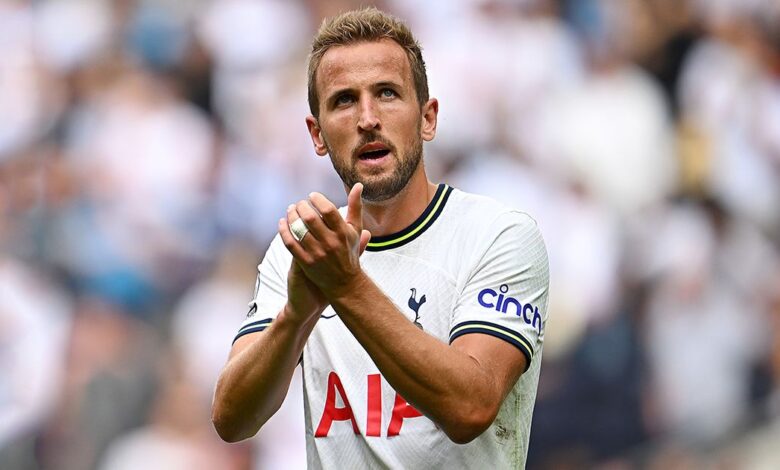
[
  {"left": 212, "top": 204, "right": 373, "bottom": 442},
  {"left": 286, "top": 185, "right": 534, "bottom": 444},
  {"left": 331, "top": 274, "right": 527, "bottom": 444},
  {"left": 211, "top": 304, "right": 315, "bottom": 442},
  {"left": 211, "top": 259, "right": 322, "bottom": 442}
]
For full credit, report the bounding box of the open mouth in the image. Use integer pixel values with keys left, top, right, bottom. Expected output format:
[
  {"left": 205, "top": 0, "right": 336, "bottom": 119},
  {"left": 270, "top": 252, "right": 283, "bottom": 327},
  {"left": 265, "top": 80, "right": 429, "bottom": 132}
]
[
  {"left": 357, "top": 141, "right": 392, "bottom": 161},
  {"left": 359, "top": 148, "right": 391, "bottom": 160}
]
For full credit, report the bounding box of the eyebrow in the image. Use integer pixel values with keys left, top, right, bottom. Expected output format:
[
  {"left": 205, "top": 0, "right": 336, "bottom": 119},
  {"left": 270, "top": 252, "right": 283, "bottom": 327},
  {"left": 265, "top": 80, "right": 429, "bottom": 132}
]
[{"left": 373, "top": 80, "right": 402, "bottom": 90}]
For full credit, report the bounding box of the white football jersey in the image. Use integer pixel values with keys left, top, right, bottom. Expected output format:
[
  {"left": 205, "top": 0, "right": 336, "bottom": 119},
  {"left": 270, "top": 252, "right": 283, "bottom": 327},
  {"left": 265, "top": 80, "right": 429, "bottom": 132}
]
[{"left": 235, "top": 184, "right": 550, "bottom": 469}]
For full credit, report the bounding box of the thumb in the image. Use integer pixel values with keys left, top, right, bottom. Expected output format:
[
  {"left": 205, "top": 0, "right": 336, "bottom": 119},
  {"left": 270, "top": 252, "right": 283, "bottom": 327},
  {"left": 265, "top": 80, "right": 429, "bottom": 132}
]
[
  {"left": 345, "top": 183, "right": 364, "bottom": 231},
  {"left": 358, "top": 229, "right": 372, "bottom": 255}
]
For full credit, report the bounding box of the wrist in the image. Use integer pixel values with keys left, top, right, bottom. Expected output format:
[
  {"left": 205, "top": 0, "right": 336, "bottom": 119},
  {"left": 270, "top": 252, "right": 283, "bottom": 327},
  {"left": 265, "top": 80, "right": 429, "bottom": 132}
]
[
  {"left": 327, "top": 269, "right": 371, "bottom": 306},
  {"left": 272, "top": 305, "right": 319, "bottom": 358},
  {"left": 279, "top": 303, "right": 321, "bottom": 329}
]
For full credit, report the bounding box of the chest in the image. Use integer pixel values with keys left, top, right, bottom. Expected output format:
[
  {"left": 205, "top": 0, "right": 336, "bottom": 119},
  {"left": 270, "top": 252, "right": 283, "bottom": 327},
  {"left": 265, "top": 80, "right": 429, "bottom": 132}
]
[{"left": 314, "top": 253, "right": 458, "bottom": 345}]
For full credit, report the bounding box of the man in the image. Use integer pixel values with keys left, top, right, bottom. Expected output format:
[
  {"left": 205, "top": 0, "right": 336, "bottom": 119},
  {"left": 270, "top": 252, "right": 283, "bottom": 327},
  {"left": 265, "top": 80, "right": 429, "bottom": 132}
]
[{"left": 212, "top": 7, "right": 549, "bottom": 468}]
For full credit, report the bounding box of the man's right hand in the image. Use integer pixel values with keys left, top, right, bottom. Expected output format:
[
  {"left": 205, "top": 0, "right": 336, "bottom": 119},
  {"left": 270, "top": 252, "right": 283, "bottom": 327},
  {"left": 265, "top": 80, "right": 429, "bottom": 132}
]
[{"left": 285, "top": 259, "right": 328, "bottom": 322}]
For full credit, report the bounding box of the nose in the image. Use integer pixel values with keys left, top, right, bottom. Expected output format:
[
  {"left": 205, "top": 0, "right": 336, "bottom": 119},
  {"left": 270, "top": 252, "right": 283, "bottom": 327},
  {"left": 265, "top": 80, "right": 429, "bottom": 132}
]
[{"left": 357, "top": 98, "right": 380, "bottom": 131}]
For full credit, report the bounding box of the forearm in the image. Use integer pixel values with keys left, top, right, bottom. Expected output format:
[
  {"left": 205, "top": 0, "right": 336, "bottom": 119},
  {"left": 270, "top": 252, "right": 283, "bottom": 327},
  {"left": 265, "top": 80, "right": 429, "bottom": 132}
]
[
  {"left": 212, "top": 306, "right": 317, "bottom": 442},
  {"left": 328, "top": 273, "right": 503, "bottom": 443}
]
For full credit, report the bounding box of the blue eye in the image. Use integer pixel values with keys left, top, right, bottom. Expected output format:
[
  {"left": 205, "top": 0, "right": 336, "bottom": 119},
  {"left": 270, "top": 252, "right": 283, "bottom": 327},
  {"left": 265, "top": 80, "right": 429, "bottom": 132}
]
[
  {"left": 335, "top": 94, "right": 354, "bottom": 106},
  {"left": 380, "top": 89, "right": 396, "bottom": 98}
]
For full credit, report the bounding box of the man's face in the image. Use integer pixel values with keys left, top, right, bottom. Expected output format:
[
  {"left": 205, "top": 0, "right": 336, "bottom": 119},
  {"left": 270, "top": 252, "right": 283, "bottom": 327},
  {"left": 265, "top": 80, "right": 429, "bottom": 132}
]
[{"left": 306, "top": 39, "right": 436, "bottom": 202}]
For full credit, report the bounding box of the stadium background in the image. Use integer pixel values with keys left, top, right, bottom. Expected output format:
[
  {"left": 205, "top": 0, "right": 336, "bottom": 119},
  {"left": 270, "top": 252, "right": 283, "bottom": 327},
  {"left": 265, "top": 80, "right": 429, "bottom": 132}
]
[{"left": 1, "top": 0, "right": 779, "bottom": 468}]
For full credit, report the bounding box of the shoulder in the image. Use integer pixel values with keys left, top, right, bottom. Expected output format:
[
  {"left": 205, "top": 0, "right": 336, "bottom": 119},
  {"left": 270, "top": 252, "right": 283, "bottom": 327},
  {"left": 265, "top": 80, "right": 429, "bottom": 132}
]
[
  {"left": 447, "top": 188, "right": 548, "bottom": 279},
  {"left": 446, "top": 186, "right": 541, "bottom": 237}
]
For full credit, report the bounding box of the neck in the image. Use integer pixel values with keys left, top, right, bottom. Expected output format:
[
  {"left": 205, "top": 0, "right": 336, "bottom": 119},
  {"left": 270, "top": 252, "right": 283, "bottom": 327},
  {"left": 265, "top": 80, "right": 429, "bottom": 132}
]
[{"left": 360, "top": 169, "right": 437, "bottom": 237}]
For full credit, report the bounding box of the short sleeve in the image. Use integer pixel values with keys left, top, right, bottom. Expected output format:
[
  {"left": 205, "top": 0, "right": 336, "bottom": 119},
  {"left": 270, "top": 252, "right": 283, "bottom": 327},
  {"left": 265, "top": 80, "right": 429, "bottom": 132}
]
[
  {"left": 449, "top": 211, "right": 549, "bottom": 369},
  {"left": 233, "top": 234, "right": 291, "bottom": 343}
]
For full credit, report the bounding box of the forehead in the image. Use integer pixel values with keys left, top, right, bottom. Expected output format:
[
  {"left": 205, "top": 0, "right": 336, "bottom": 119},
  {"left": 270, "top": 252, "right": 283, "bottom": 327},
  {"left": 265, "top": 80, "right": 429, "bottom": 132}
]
[{"left": 316, "top": 39, "right": 412, "bottom": 94}]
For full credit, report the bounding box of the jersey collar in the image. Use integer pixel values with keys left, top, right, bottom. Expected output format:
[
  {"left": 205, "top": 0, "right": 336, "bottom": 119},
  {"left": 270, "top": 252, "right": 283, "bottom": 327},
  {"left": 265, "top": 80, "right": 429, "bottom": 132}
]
[{"left": 365, "top": 183, "right": 453, "bottom": 252}]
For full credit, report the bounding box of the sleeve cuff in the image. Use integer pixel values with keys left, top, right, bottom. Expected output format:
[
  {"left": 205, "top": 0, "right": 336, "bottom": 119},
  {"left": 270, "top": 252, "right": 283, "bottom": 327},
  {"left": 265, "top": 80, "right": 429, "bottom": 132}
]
[
  {"left": 233, "top": 318, "right": 272, "bottom": 344},
  {"left": 449, "top": 320, "right": 534, "bottom": 370}
]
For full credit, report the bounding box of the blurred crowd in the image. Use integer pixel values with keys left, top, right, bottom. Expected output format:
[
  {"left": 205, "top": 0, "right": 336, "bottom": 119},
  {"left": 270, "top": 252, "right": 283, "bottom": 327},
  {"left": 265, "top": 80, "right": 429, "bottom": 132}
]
[{"left": 1, "top": 0, "right": 779, "bottom": 468}]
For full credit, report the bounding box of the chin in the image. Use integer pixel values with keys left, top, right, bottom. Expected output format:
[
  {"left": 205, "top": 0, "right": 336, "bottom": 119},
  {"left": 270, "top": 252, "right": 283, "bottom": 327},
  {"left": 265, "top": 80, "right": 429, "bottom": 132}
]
[{"left": 360, "top": 177, "right": 412, "bottom": 203}]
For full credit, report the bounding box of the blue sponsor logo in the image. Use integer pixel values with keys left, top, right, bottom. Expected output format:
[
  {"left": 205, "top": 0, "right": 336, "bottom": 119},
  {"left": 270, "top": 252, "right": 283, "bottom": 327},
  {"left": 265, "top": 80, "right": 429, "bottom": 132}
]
[{"left": 478, "top": 284, "right": 542, "bottom": 334}]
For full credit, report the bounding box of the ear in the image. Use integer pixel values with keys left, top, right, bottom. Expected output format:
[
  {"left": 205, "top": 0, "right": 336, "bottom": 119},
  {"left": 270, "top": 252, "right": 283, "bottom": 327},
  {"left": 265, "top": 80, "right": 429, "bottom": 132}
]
[
  {"left": 420, "top": 98, "right": 438, "bottom": 142},
  {"left": 306, "top": 115, "right": 329, "bottom": 156}
]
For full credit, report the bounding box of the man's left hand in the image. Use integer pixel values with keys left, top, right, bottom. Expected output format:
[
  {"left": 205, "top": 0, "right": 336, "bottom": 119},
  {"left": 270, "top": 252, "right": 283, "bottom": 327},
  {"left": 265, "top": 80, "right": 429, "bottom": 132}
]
[{"left": 280, "top": 183, "right": 372, "bottom": 299}]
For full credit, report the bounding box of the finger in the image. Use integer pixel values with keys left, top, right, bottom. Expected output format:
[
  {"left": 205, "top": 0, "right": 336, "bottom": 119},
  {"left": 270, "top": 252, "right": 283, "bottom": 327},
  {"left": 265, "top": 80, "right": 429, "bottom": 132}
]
[
  {"left": 278, "top": 217, "right": 310, "bottom": 262},
  {"left": 286, "top": 203, "right": 298, "bottom": 222},
  {"left": 345, "top": 183, "right": 364, "bottom": 232},
  {"left": 286, "top": 203, "right": 318, "bottom": 242},
  {"left": 286, "top": 204, "right": 306, "bottom": 241},
  {"left": 358, "top": 229, "right": 372, "bottom": 255},
  {"left": 296, "top": 199, "right": 328, "bottom": 241},
  {"left": 308, "top": 192, "right": 344, "bottom": 231}
]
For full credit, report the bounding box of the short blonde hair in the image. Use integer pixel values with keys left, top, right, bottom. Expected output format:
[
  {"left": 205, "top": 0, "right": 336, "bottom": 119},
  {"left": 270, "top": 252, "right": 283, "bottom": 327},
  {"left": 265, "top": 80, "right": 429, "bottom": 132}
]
[{"left": 307, "top": 7, "right": 429, "bottom": 118}]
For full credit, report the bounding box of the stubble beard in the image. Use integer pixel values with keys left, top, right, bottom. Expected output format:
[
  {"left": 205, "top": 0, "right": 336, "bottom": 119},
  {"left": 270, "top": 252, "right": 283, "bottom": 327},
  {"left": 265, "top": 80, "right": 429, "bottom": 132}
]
[{"left": 324, "top": 131, "right": 423, "bottom": 203}]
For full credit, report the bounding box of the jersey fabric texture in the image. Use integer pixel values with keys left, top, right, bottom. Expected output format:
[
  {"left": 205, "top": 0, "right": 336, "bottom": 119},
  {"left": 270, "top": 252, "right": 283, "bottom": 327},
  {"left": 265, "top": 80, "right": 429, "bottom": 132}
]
[{"left": 234, "top": 184, "right": 550, "bottom": 469}]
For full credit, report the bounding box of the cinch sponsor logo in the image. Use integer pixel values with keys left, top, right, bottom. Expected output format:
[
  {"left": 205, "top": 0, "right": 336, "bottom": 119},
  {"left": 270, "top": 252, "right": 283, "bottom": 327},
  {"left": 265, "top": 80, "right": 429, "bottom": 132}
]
[{"left": 478, "top": 284, "right": 542, "bottom": 334}]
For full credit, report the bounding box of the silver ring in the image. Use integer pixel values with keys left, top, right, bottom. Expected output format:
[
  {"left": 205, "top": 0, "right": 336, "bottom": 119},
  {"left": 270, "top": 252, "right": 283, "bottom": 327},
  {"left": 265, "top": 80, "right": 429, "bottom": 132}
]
[{"left": 289, "top": 218, "right": 309, "bottom": 242}]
